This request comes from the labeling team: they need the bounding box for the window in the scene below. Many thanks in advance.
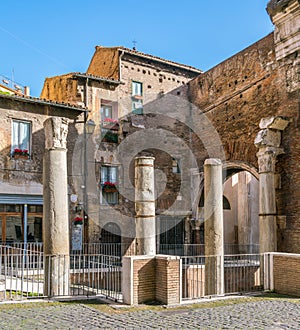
[11,120,31,157]
[100,166,118,205]
[0,204,43,243]
[100,103,119,142]
[101,104,112,121]
[132,81,142,97]
[132,81,143,114]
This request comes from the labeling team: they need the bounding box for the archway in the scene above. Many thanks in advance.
[191,162,259,254]
[223,170,259,254]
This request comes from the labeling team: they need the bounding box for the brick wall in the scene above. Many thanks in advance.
[122,255,181,305]
[156,255,180,305]
[273,253,300,296]
[187,32,300,252]
[122,256,156,305]
[133,257,156,304]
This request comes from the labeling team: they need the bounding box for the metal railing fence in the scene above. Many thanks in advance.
[159,244,259,256]
[181,253,263,301]
[3,242,259,257]
[2,242,134,257]
[0,246,122,302]
[0,245,44,300]
[72,243,135,257]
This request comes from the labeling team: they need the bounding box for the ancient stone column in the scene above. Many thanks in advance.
[204,158,224,296]
[43,117,70,296]
[135,156,156,255]
[237,172,251,253]
[255,116,290,254]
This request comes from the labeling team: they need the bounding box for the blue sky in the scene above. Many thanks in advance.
[0,0,273,97]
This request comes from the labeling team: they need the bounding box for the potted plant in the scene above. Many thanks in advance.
[102,118,119,131]
[12,148,30,159]
[73,216,83,227]
[103,118,118,124]
[102,181,118,193]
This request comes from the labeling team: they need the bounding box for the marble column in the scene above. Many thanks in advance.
[204,158,224,296]
[255,116,290,253]
[237,172,251,253]
[43,117,70,296]
[135,156,156,255]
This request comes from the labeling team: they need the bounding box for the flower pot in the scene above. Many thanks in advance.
[14,154,29,160]
[103,187,117,193]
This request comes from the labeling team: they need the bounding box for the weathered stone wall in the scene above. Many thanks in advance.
[87,47,120,80]
[0,105,44,189]
[117,57,196,117]
[189,34,279,168]
[187,32,300,252]
[0,95,83,204]
[41,73,80,105]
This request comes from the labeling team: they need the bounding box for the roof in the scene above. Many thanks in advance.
[72,72,122,84]
[96,46,203,74]
[0,90,87,112]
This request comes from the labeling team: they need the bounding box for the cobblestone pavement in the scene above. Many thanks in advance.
[0,299,299,329]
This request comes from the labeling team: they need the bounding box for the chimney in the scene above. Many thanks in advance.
[24,86,30,96]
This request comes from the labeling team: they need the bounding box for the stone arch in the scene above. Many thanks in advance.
[223,195,231,210]
[198,192,231,210]
[224,161,259,180]
[193,160,258,216]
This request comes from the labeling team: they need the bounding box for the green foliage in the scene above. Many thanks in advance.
[102,131,118,143]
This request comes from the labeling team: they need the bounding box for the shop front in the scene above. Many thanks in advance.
[0,195,43,245]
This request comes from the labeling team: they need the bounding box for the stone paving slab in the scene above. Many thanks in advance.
[0,299,299,329]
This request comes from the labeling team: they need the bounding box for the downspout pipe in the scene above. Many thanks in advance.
[119,50,125,82]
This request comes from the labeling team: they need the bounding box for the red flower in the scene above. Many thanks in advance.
[13,148,29,157]
[104,118,118,124]
[103,181,116,187]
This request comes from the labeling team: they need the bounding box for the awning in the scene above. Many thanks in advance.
[0,194,43,205]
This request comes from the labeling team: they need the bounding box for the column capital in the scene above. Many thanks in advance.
[256,147,284,173]
[44,117,69,150]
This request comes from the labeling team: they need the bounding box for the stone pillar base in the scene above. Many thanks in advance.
[44,255,70,297]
